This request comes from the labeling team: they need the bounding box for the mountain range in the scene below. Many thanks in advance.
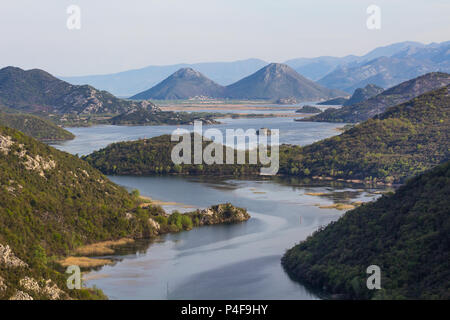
[131,63,344,101]
[61,59,268,97]
[318,41,450,92]
[131,68,225,100]
[59,41,450,97]
[304,72,450,123]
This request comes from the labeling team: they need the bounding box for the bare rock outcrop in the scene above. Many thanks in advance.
[196,203,250,225]
[9,290,33,300]
[0,244,28,268]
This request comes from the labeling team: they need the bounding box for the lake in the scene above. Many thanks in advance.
[51,116,345,155]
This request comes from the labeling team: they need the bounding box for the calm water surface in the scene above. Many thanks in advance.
[52,117,345,155]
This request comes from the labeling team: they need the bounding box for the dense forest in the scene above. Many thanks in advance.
[83,133,262,176]
[0,112,74,141]
[282,160,450,299]
[86,86,449,184]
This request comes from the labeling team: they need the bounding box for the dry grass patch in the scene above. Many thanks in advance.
[58,256,113,268]
[318,203,356,210]
[74,238,134,256]
[305,192,328,196]
[138,195,194,208]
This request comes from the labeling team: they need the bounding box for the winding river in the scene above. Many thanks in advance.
[51,114,383,299]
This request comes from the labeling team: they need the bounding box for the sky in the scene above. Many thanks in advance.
[1,0,449,76]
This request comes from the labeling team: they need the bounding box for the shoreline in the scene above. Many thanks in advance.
[58,202,251,272]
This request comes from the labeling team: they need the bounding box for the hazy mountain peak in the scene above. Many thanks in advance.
[224,63,344,100]
[130,68,225,100]
[173,67,203,78]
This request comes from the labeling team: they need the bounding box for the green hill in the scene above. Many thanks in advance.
[282,160,450,299]
[83,134,261,176]
[0,112,74,141]
[279,85,450,184]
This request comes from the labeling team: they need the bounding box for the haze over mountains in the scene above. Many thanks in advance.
[318,41,450,92]
[61,41,450,97]
[130,63,344,101]
[62,59,268,97]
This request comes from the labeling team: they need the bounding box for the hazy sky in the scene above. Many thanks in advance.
[1,0,449,76]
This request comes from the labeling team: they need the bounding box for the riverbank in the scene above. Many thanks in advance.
[58,201,251,270]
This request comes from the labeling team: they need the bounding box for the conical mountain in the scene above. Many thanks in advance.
[224,63,344,100]
[130,68,225,100]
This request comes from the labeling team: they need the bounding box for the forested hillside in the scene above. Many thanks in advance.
[0,125,158,299]
[282,161,450,299]
[279,85,450,184]
[0,112,74,141]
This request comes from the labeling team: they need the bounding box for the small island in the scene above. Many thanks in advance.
[256,127,272,135]
[295,105,322,114]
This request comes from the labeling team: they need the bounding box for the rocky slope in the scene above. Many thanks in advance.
[282,160,450,299]
[0,125,250,299]
[0,66,160,115]
[0,125,160,299]
[304,72,450,123]
[344,84,384,106]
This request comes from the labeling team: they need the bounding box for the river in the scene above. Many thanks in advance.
[51,115,383,299]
